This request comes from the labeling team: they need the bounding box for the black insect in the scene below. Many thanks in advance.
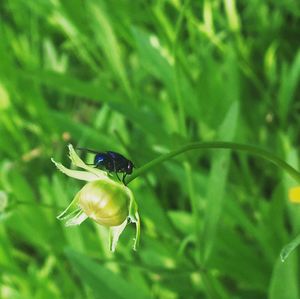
[77,148,134,185]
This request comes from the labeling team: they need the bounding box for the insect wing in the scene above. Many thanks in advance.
[107,151,128,172]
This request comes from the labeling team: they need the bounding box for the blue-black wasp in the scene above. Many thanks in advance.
[76,148,134,185]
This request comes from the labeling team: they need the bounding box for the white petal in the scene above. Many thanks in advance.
[51,158,99,181]
[67,144,108,179]
[109,219,128,252]
[57,191,81,221]
[65,210,88,226]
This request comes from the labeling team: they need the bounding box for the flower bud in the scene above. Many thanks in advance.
[76,180,130,226]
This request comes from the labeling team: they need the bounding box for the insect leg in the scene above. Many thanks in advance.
[110,158,121,181]
[115,172,121,182]
[122,173,127,185]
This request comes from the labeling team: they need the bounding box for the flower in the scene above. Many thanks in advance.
[289,186,300,204]
[51,144,140,252]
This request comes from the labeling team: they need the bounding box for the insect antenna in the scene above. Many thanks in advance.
[76,147,99,154]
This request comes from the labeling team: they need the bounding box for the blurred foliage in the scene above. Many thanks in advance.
[0,0,300,298]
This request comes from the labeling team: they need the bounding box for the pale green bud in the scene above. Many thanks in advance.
[76,180,130,227]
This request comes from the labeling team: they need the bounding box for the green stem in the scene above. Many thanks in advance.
[126,141,300,184]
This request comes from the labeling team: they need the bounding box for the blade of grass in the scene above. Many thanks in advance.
[269,255,300,299]
[66,249,151,299]
[200,101,239,264]
[280,234,300,262]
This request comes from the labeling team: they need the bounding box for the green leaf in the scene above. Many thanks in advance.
[280,234,300,262]
[132,27,173,87]
[66,249,151,299]
[21,70,114,102]
[50,111,116,149]
[0,190,8,212]
[88,1,130,94]
[200,101,239,264]
[278,50,300,124]
[168,211,193,235]
[269,255,300,299]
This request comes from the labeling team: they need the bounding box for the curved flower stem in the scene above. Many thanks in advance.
[126,141,300,185]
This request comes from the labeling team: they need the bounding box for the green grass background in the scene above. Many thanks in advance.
[0,0,300,298]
